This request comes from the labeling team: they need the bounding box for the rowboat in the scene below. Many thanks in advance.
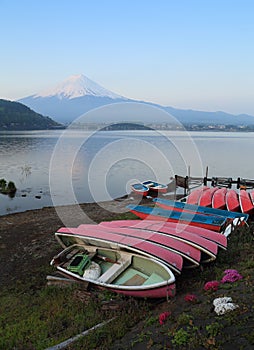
[199,187,219,207]
[239,190,254,214]
[99,219,228,250]
[142,180,168,193]
[131,183,149,196]
[97,221,219,263]
[51,234,176,299]
[57,226,183,274]
[76,224,202,268]
[212,187,227,210]
[186,186,209,205]
[226,189,240,212]
[126,204,228,232]
[153,198,248,222]
[250,190,254,205]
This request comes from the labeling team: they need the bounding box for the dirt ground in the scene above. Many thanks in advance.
[0,197,139,288]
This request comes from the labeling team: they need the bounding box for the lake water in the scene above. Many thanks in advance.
[0,129,253,216]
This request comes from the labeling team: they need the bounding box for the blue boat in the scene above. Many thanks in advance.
[142,180,168,193]
[153,198,249,222]
[127,204,228,232]
[131,183,149,196]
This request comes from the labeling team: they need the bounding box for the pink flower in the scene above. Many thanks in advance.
[184,294,198,302]
[159,311,171,325]
[221,269,243,283]
[223,269,239,275]
[204,280,220,292]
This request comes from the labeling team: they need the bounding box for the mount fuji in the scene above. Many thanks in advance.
[19,74,130,124]
[19,74,254,126]
[32,74,126,100]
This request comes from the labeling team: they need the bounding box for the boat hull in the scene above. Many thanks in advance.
[212,188,227,210]
[131,183,149,196]
[186,186,209,205]
[199,187,219,207]
[110,283,176,298]
[127,204,227,232]
[239,190,254,214]
[100,219,227,251]
[98,221,219,262]
[51,241,176,299]
[142,180,168,193]
[226,189,240,212]
[77,224,202,267]
[57,227,184,274]
[250,190,254,205]
[153,198,248,222]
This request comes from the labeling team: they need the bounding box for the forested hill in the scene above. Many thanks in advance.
[0,99,62,130]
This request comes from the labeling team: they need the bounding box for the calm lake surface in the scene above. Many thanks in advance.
[0,129,253,216]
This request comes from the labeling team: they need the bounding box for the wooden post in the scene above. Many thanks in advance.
[205,166,209,178]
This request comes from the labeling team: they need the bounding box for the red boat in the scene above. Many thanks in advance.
[99,223,219,263]
[77,224,201,268]
[153,198,248,225]
[249,190,254,205]
[127,204,227,232]
[239,190,254,214]
[99,220,227,251]
[186,186,209,205]
[226,189,240,212]
[100,220,226,252]
[212,187,227,209]
[199,187,219,207]
[57,226,183,274]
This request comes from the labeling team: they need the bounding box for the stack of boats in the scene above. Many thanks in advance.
[185,186,254,215]
[131,180,168,196]
[50,190,249,299]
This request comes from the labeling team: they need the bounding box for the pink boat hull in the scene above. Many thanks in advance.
[98,221,220,261]
[57,226,183,274]
[100,220,227,251]
[110,283,176,298]
[78,224,202,267]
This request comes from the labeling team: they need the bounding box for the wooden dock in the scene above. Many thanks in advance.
[174,167,254,197]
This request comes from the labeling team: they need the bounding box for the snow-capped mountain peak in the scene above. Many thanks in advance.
[34,74,125,100]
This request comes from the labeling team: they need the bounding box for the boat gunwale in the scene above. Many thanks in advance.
[52,242,176,291]
[55,231,183,274]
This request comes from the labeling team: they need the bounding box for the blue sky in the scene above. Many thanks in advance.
[1,0,254,115]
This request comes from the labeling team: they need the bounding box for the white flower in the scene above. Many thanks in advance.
[213,297,239,315]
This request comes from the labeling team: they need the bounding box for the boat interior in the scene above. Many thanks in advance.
[52,243,173,288]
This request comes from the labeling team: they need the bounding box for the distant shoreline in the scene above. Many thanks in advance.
[1,125,254,132]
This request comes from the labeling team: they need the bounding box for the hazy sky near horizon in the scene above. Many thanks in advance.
[1,0,254,115]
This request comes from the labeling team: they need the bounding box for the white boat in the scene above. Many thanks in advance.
[50,233,176,299]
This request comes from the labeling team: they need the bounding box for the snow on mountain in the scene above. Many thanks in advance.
[18,74,130,123]
[18,74,254,126]
[33,74,126,100]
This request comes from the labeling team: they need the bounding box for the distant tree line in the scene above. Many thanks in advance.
[0,99,62,130]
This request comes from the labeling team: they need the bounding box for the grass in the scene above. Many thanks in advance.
[0,220,253,349]
[0,282,150,349]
